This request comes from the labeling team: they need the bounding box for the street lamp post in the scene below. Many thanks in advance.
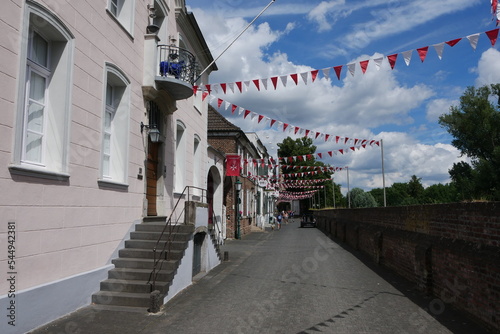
[235,178,242,239]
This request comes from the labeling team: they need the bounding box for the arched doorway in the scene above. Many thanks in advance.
[192,232,205,277]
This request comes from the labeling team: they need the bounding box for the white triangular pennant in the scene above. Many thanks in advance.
[300,72,308,84]
[347,63,356,76]
[322,68,330,79]
[373,57,384,70]
[243,81,250,92]
[433,42,445,60]
[402,50,413,66]
[228,83,235,93]
[224,101,230,110]
[261,78,268,90]
[467,33,480,51]
[280,75,288,87]
[238,107,244,115]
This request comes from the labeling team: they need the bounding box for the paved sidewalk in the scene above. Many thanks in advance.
[28,219,491,334]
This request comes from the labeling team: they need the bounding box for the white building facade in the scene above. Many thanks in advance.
[0,1,218,333]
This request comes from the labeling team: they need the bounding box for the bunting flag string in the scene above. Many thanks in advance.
[209,95,379,147]
[280,165,344,172]
[195,28,499,94]
[493,0,500,26]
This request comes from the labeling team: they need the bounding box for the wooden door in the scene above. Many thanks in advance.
[146,141,159,216]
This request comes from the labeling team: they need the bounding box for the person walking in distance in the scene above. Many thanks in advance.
[276,212,282,230]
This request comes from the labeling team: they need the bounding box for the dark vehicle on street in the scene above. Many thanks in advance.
[300,212,316,228]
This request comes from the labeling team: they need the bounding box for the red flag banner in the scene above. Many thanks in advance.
[417,47,428,62]
[334,65,343,80]
[271,77,278,89]
[360,60,369,74]
[486,28,499,46]
[387,54,398,69]
[445,38,462,47]
[226,155,241,176]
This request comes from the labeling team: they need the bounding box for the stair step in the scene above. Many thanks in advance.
[92,291,154,308]
[125,239,188,250]
[108,268,175,282]
[130,231,192,241]
[100,278,170,294]
[112,257,178,270]
[119,248,184,260]
[136,222,195,234]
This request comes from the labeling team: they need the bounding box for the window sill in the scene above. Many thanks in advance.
[98,179,129,191]
[9,164,70,182]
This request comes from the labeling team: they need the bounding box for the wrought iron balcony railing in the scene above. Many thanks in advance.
[158,44,197,85]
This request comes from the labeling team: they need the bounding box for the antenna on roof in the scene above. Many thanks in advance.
[194,0,276,84]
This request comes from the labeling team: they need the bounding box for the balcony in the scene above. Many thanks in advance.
[154,44,197,100]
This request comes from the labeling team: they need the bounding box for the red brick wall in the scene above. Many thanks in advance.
[208,135,254,239]
[315,202,500,332]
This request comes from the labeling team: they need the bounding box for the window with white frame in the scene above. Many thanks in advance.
[174,121,186,193]
[193,135,201,189]
[107,0,135,35]
[12,2,74,178]
[100,64,130,185]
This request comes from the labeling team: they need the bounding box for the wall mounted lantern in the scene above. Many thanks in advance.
[140,122,161,143]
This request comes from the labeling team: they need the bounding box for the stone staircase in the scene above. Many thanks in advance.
[92,217,194,309]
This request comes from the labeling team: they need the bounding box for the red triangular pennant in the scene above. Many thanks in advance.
[220,83,227,94]
[231,104,237,114]
[253,79,260,91]
[417,47,428,62]
[445,38,462,47]
[333,65,343,80]
[271,77,278,89]
[486,28,499,46]
[290,73,299,85]
[387,54,398,69]
[360,60,369,74]
[217,98,223,108]
[258,115,264,123]
[244,110,251,118]
[236,81,242,92]
[311,70,319,82]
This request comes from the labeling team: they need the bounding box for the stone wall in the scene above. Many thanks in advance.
[315,202,500,332]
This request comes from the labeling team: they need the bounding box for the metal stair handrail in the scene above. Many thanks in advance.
[211,210,225,248]
[147,186,207,293]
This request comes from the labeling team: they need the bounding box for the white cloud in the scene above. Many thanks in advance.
[192,6,468,192]
[307,0,346,32]
[307,0,481,50]
[475,48,500,86]
[425,98,457,122]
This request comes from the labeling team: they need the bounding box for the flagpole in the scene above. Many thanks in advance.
[347,166,350,208]
[381,139,387,207]
[194,0,276,83]
[332,177,336,209]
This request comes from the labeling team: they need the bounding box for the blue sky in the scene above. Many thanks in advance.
[187,0,500,193]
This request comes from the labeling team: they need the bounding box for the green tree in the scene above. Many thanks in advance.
[439,84,500,200]
[407,175,424,200]
[422,183,458,204]
[348,188,377,208]
[276,137,345,209]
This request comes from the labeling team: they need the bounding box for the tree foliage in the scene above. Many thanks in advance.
[439,84,500,200]
[369,175,458,206]
[349,188,377,208]
[276,137,345,209]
